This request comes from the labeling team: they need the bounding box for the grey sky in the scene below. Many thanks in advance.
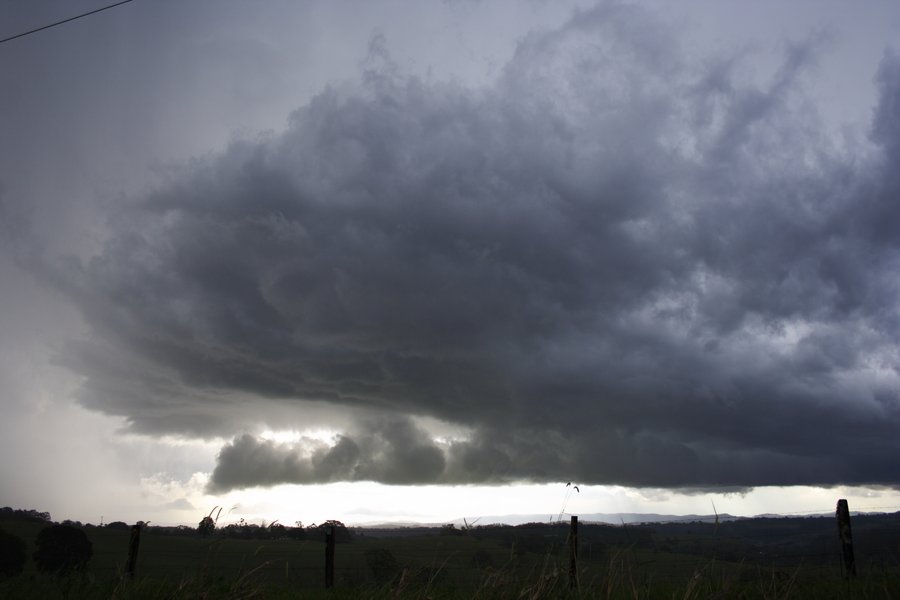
[2,0,900,522]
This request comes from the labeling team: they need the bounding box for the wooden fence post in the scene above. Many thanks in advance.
[125,521,142,579]
[836,499,856,577]
[569,515,579,590]
[325,524,335,588]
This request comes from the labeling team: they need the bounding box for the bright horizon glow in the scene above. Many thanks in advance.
[118,470,900,528]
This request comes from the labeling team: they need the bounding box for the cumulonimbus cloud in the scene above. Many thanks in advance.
[41,4,900,490]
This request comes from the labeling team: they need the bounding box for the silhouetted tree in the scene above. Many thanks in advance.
[197,516,216,537]
[33,524,93,574]
[0,528,27,578]
[268,522,287,538]
[0,507,51,523]
[309,520,353,543]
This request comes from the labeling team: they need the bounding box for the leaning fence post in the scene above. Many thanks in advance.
[569,515,579,590]
[325,524,335,588]
[835,499,856,577]
[125,521,142,579]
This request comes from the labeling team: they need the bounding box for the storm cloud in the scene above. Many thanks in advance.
[39,4,900,491]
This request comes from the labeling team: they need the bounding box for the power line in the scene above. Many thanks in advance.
[0,0,136,46]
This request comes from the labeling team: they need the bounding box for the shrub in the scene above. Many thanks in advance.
[0,529,27,577]
[365,548,400,584]
[33,524,93,574]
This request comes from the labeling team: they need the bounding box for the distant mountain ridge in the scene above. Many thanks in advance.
[447,512,746,526]
[355,510,848,529]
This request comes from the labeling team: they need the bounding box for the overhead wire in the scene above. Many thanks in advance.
[0,0,136,45]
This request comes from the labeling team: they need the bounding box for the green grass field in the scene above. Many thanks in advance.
[2,515,899,598]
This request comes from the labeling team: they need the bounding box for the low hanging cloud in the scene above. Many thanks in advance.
[39,3,900,491]
[209,419,448,491]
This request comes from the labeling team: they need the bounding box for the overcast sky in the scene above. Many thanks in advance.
[2,0,900,527]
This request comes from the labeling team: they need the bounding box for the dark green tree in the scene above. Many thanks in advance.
[33,524,93,574]
[0,528,27,577]
[197,516,216,536]
[309,519,353,543]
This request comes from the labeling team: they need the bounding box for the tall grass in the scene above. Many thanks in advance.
[2,553,899,599]
[2,520,899,599]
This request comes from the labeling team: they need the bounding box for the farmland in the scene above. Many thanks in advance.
[1,509,899,598]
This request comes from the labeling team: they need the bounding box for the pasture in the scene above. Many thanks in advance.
[1,511,899,598]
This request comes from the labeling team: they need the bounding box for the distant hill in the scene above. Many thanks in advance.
[353,512,739,530]
[357,510,855,529]
[439,512,745,527]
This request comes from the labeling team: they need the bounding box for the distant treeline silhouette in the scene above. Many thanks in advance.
[0,506,51,523]
[201,518,353,542]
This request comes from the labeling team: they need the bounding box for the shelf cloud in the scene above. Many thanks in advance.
[36,4,900,491]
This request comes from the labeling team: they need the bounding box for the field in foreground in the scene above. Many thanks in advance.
[1,511,899,598]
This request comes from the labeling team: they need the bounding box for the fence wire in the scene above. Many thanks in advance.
[8,509,900,593]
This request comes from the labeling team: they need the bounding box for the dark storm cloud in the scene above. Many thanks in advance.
[42,4,900,489]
